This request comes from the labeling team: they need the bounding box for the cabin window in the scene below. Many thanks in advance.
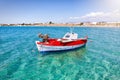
[65,35,70,38]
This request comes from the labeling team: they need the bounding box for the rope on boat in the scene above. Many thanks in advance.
[88,37,93,42]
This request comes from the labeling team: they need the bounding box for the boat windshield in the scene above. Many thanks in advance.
[63,32,78,39]
[65,35,70,38]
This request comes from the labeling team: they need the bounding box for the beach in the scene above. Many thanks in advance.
[0,22,120,27]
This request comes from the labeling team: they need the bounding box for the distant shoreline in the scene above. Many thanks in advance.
[0,22,120,27]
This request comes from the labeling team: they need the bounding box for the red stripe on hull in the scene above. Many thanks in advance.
[37,38,87,46]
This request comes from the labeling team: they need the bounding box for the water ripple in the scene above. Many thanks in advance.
[0,27,120,80]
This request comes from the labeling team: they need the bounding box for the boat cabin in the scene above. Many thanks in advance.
[63,32,78,40]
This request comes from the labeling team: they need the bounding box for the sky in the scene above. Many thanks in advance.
[0,0,120,24]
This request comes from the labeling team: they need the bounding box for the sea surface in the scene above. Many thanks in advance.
[0,26,120,80]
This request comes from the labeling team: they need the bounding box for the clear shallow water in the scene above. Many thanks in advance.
[0,26,120,80]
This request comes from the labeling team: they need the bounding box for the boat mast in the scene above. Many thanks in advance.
[70,26,74,33]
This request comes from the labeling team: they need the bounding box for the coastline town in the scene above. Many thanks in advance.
[0,21,120,27]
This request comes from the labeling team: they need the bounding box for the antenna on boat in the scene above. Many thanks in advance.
[70,26,74,33]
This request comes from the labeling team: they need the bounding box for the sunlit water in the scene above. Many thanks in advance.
[0,26,120,80]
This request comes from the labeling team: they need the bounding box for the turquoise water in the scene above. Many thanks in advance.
[0,26,120,80]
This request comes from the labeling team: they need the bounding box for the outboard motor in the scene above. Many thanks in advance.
[38,33,49,42]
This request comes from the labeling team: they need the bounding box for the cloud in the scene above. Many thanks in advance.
[69,17,80,19]
[70,10,120,22]
[81,12,104,18]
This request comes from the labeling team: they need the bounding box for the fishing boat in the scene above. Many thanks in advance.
[36,31,88,52]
